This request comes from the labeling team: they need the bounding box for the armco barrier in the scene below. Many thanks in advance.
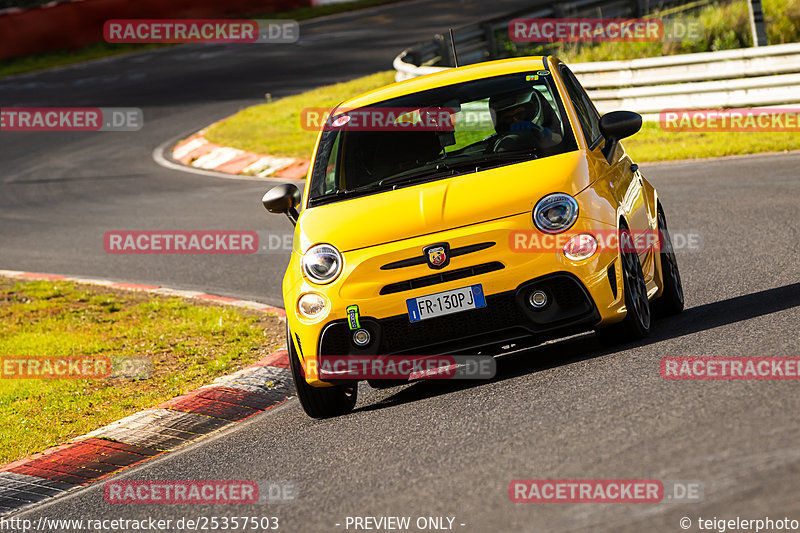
[394,43,800,120]
[571,43,800,118]
[0,0,309,61]
[393,0,702,73]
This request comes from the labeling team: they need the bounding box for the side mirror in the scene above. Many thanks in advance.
[262,183,302,225]
[599,111,642,160]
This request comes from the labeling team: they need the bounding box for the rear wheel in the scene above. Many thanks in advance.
[596,224,651,344]
[287,326,357,418]
[653,206,684,315]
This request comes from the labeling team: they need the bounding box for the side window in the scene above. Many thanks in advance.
[451,98,494,151]
[559,66,602,149]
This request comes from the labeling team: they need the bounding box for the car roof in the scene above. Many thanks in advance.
[339,56,551,110]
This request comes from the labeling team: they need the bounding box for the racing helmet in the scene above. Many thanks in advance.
[488,89,541,132]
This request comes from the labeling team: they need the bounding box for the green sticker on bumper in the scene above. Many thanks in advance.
[346,305,361,330]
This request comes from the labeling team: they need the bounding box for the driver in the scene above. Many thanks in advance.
[487,90,555,150]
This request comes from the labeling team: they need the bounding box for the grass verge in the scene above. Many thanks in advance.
[0,277,284,465]
[0,0,403,78]
[204,70,800,163]
[204,71,396,158]
[624,122,800,162]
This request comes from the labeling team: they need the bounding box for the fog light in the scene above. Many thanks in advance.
[297,292,327,320]
[352,328,371,347]
[563,233,598,261]
[528,290,548,309]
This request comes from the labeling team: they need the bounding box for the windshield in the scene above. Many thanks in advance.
[307,70,578,206]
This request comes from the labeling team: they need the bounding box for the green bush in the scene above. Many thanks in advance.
[505,0,800,63]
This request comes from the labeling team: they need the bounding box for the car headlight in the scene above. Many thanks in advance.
[302,243,343,284]
[298,292,328,320]
[533,193,579,234]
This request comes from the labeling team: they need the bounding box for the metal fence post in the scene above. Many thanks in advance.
[434,34,450,67]
[482,22,497,60]
[748,0,769,47]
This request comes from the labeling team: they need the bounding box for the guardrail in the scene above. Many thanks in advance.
[573,43,800,119]
[394,0,706,73]
[394,42,800,120]
[394,0,800,120]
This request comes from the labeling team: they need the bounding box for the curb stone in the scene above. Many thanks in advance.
[0,270,292,516]
[172,131,310,180]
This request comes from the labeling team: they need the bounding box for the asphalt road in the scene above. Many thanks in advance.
[3,1,800,532]
[0,0,534,307]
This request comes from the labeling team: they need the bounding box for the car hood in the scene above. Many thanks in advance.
[295,150,590,253]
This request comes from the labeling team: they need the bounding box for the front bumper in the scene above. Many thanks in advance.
[319,272,599,357]
[284,212,627,386]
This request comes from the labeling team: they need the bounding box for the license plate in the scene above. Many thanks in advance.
[406,284,486,323]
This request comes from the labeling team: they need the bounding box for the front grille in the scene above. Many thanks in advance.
[319,324,349,356]
[379,291,527,353]
[544,276,588,310]
[318,272,599,358]
[380,261,504,295]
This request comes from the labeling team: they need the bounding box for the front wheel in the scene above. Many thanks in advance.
[653,206,684,315]
[596,225,651,344]
[287,326,357,418]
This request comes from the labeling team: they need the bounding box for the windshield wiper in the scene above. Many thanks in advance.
[309,166,458,206]
[477,151,538,162]
[377,164,459,188]
[376,153,537,189]
[309,152,538,206]
[308,184,385,206]
[448,151,538,171]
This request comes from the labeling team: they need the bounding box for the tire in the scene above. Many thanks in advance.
[596,224,651,344]
[287,326,357,418]
[653,206,685,315]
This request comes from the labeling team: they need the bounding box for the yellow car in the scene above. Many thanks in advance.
[262,55,684,418]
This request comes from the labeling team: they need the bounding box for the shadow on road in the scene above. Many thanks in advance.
[353,282,800,414]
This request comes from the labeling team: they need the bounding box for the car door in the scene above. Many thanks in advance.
[559,65,653,275]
